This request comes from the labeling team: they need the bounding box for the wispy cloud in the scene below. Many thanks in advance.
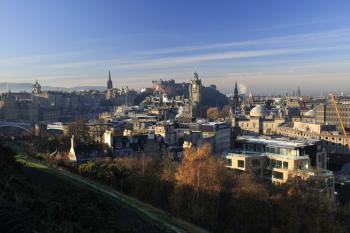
[3,26,350,93]
[44,27,350,73]
[0,50,95,65]
[137,27,350,56]
[49,45,350,71]
[113,47,332,69]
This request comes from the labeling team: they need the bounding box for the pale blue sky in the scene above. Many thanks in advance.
[1,0,350,95]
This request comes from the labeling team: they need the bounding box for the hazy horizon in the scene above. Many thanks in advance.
[1,0,350,95]
[0,80,345,97]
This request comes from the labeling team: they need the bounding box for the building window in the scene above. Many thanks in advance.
[280,148,287,156]
[238,160,245,168]
[273,171,284,180]
[276,160,282,169]
[244,144,249,151]
[226,159,232,166]
[299,149,305,156]
[271,159,276,168]
[276,148,281,154]
[283,161,288,169]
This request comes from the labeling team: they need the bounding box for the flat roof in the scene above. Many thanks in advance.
[236,136,312,148]
[295,168,333,177]
[226,150,310,160]
[202,121,227,126]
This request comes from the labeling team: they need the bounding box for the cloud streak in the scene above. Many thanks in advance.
[3,27,350,94]
[137,27,350,56]
[44,27,350,73]
[49,45,350,71]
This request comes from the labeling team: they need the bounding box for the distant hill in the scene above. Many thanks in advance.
[0,82,106,93]
[202,86,229,108]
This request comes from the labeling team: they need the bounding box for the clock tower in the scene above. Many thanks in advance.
[189,72,202,118]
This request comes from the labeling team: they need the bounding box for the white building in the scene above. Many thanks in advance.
[226,136,333,194]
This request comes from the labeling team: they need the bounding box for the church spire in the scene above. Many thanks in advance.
[232,81,240,113]
[234,81,238,95]
[107,70,113,89]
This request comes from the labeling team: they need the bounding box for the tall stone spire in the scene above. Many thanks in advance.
[234,81,239,97]
[107,70,113,89]
[233,81,239,112]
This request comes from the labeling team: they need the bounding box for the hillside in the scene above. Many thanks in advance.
[0,144,175,233]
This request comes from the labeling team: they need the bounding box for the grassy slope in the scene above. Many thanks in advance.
[15,154,209,233]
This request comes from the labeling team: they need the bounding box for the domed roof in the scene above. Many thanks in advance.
[250,105,266,117]
[33,80,41,88]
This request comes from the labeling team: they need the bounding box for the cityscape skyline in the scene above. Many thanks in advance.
[2,2,350,231]
[1,1,350,95]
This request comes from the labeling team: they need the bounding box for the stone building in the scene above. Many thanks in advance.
[189,72,202,118]
[105,71,136,105]
[276,121,350,155]
[230,81,240,113]
[237,105,285,135]
[0,80,105,123]
[315,102,350,132]
[152,79,189,97]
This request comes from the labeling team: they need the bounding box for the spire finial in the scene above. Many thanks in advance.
[107,70,113,89]
[234,81,239,94]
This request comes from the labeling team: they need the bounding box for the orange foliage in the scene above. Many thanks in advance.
[175,143,230,193]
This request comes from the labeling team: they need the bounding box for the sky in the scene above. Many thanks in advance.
[1,0,350,95]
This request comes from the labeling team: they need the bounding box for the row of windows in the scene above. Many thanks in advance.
[273,171,284,180]
[270,159,288,169]
[243,144,265,153]
[279,128,346,144]
[266,147,302,156]
[241,123,258,127]
[263,170,284,180]
[227,158,281,169]
[242,143,306,157]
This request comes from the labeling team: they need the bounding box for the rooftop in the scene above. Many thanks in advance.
[226,150,310,160]
[295,168,333,177]
[236,136,317,149]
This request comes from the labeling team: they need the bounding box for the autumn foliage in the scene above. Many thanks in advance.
[176,143,231,193]
[13,141,349,233]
